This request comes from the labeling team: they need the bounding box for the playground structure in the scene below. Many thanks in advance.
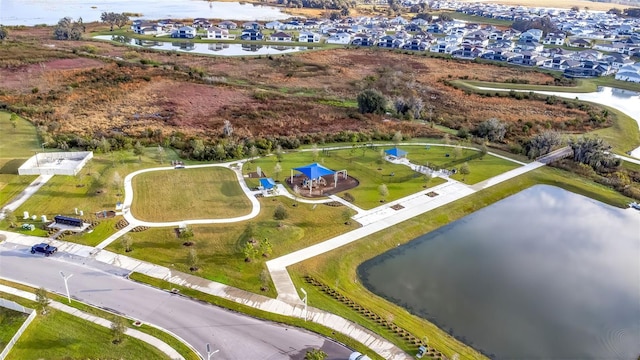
[18,151,93,176]
[287,163,355,198]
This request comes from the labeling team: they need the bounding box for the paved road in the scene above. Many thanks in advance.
[0,243,352,360]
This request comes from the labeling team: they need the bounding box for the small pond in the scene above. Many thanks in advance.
[0,0,289,26]
[94,35,314,56]
[358,185,640,359]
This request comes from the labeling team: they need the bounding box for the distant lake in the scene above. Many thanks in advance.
[93,35,314,56]
[0,0,289,26]
[359,185,640,359]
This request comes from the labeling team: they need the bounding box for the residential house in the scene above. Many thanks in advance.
[242,21,262,30]
[542,32,565,45]
[377,35,402,48]
[326,32,351,45]
[604,53,633,69]
[217,21,237,30]
[615,63,640,83]
[564,61,611,77]
[131,20,165,35]
[269,31,294,42]
[298,31,321,43]
[205,26,236,40]
[452,44,485,59]
[265,21,284,30]
[193,18,211,28]
[171,26,196,39]
[568,38,592,48]
[519,29,543,42]
[351,33,376,46]
[240,29,264,41]
[403,38,430,51]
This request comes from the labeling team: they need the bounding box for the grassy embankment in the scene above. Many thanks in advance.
[131,167,251,222]
[450,80,640,154]
[0,279,200,360]
[0,307,28,351]
[0,112,39,207]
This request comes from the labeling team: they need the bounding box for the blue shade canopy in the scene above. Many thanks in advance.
[259,178,277,189]
[293,163,335,179]
[385,147,407,157]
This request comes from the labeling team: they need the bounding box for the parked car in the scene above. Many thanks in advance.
[31,243,57,256]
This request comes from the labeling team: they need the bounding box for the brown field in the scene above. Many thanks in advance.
[0,26,604,144]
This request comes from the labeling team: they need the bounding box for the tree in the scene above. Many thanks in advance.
[35,287,50,315]
[120,234,133,252]
[275,144,284,162]
[274,204,288,220]
[342,208,352,225]
[179,226,194,244]
[474,118,506,142]
[54,17,85,40]
[311,144,320,162]
[249,145,258,160]
[133,141,145,162]
[378,184,389,203]
[114,13,130,29]
[304,349,328,360]
[243,242,259,262]
[222,120,233,137]
[453,146,462,160]
[357,89,387,114]
[273,162,282,181]
[423,172,432,188]
[187,248,199,271]
[9,113,18,131]
[526,131,562,159]
[392,131,403,146]
[569,137,620,171]
[293,185,301,206]
[0,26,7,41]
[259,238,273,258]
[156,145,166,163]
[459,162,470,182]
[110,316,126,344]
[480,143,488,159]
[571,5,580,12]
[101,12,118,31]
[3,209,16,228]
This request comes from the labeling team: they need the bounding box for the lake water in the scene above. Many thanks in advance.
[478,86,640,158]
[0,0,289,26]
[93,35,313,56]
[358,185,640,359]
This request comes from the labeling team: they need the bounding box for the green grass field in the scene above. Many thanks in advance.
[288,165,633,360]
[0,307,28,351]
[131,167,252,222]
[0,292,171,360]
[107,196,358,295]
[0,112,39,207]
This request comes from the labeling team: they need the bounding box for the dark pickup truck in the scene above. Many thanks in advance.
[31,243,58,256]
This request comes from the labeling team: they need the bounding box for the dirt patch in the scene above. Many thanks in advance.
[285,174,359,198]
[391,204,405,210]
[0,58,105,92]
[427,192,439,197]
[95,210,116,219]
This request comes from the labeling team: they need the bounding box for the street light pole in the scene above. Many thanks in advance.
[59,271,73,303]
[206,343,219,360]
[300,287,308,322]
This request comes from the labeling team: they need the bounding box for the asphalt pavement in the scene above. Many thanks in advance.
[0,242,352,360]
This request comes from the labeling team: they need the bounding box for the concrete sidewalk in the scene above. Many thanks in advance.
[0,175,53,220]
[0,283,184,360]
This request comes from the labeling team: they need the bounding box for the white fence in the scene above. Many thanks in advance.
[18,151,93,176]
[0,300,36,360]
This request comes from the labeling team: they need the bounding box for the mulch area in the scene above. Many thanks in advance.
[285,174,359,198]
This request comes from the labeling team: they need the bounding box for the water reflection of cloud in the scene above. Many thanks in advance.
[361,185,640,358]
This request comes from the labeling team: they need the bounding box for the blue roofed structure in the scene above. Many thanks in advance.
[293,163,335,179]
[384,147,407,158]
[259,178,277,190]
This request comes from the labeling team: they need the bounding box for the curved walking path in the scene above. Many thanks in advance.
[0,282,184,360]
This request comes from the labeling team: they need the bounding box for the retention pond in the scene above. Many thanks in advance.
[358,185,640,359]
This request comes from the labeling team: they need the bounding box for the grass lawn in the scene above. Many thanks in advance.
[246,149,447,209]
[0,280,199,360]
[0,112,39,207]
[131,167,252,222]
[107,196,358,295]
[0,292,170,360]
[2,148,183,240]
[0,307,28,351]
[288,166,632,360]
[403,145,521,184]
